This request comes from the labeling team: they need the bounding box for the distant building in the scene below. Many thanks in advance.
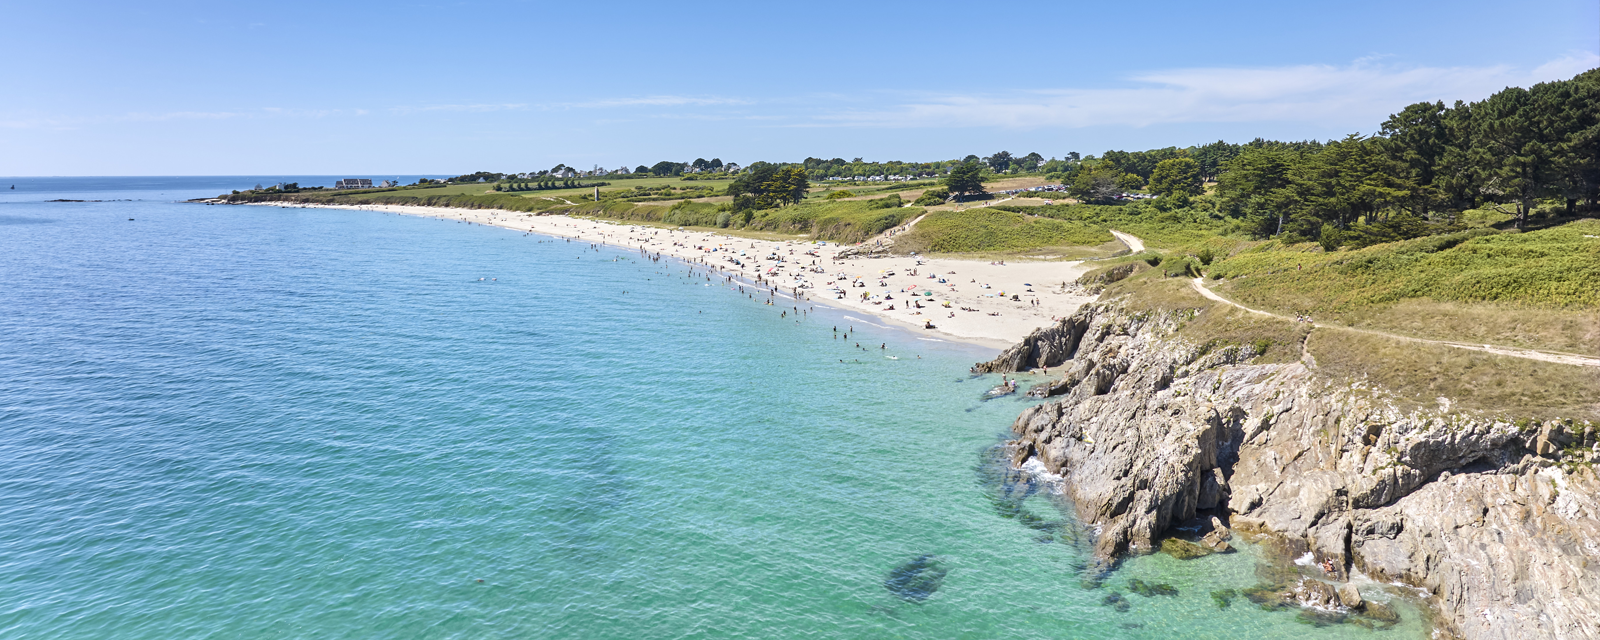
[724,163,741,173]
[335,179,373,190]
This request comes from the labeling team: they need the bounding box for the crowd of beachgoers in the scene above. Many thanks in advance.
[261,203,1100,348]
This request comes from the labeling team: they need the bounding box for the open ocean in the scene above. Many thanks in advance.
[0,177,1426,639]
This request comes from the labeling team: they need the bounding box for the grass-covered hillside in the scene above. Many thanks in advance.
[894,209,1112,255]
[1201,219,1600,357]
[1207,220,1600,310]
[1089,260,1600,421]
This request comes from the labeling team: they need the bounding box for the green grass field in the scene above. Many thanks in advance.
[895,209,1112,254]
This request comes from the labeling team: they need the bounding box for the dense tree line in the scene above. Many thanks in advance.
[446,171,506,183]
[1216,69,1598,240]
[982,151,1048,173]
[494,179,609,192]
[725,162,810,212]
[690,157,724,172]
[447,69,1594,235]
[797,157,955,180]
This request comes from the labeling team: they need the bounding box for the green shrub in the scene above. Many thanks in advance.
[866,193,903,210]
[824,190,855,200]
[1160,255,1198,277]
[1317,225,1344,252]
[913,187,949,206]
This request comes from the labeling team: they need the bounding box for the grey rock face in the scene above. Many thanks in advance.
[992,302,1600,640]
[973,314,1091,374]
[1354,469,1600,639]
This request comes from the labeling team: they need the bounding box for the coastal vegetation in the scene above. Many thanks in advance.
[1205,221,1600,310]
[725,163,811,210]
[216,69,1600,355]
[494,179,609,192]
[944,162,987,201]
[895,209,1111,254]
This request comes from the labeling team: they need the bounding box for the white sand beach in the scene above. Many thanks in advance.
[268,203,1101,349]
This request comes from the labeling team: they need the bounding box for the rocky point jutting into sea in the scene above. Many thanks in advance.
[976,299,1600,640]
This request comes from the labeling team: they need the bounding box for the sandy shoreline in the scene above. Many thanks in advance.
[250,202,1100,351]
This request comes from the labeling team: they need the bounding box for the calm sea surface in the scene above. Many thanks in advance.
[0,178,1426,638]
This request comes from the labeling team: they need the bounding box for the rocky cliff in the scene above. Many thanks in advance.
[986,301,1600,640]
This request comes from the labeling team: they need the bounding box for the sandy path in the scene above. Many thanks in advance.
[268,203,1097,348]
[1109,230,1144,253]
[1191,277,1600,369]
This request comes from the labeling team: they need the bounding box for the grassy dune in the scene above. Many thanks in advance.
[998,203,1234,250]
[894,209,1112,254]
[743,198,915,242]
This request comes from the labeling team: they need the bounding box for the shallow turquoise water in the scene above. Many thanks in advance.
[0,179,1427,638]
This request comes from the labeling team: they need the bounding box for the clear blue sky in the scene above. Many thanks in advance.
[4,0,1596,176]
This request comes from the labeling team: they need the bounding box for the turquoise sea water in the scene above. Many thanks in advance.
[0,178,1427,639]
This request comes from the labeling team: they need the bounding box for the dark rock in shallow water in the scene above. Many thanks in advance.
[1159,537,1213,560]
[1127,578,1179,597]
[1254,560,1300,587]
[1211,589,1237,608]
[1243,584,1290,610]
[1101,591,1131,612]
[884,554,947,602]
[1295,608,1348,627]
[1362,600,1401,624]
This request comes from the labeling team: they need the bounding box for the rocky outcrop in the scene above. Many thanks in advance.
[992,301,1600,640]
[1353,468,1600,639]
[973,313,1092,373]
